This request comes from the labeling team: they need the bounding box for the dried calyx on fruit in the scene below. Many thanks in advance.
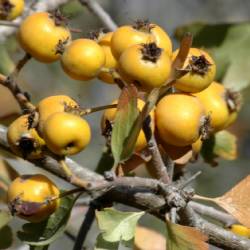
[172,48,216,93]
[118,42,171,90]
[7,114,45,159]
[194,82,241,132]
[0,0,24,20]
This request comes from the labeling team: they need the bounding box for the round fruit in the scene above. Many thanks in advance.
[43,112,91,156]
[7,114,45,159]
[7,174,60,222]
[118,43,171,90]
[0,0,24,20]
[172,48,216,93]
[37,95,79,135]
[18,12,71,63]
[161,142,192,163]
[229,224,250,238]
[194,82,239,132]
[97,32,118,84]
[102,99,154,152]
[111,25,153,59]
[155,93,205,146]
[61,39,106,81]
[111,21,172,60]
[149,23,172,56]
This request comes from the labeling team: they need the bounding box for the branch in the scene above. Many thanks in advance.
[190,201,238,226]
[78,0,117,31]
[143,116,171,184]
[180,205,250,250]
[0,124,249,250]
[0,72,36,112]
[0,0,72,41]
[73,203,96,250]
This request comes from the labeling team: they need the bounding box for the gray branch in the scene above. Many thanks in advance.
[1,124,250,250]
[79,0,117,31]
[190,201,238,226]
[180,205,250,250]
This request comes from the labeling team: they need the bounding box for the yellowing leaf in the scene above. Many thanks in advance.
[213,175,250,228]
[0,211,12,229]
[166,220,208,250]
[111,85,139,165]
[134,226,166,250]
[214,130,237,160]
[201,130,237,166]
[96,207,144,244]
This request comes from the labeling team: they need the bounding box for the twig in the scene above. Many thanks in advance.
[170,208,177,223]
[180,205,250,250]
[79,0,117,31]
[79,104,117,116]
[178,171,202,189]
[0,20,19,27]
[143,116,170,184]
[0,73,35,112]
[73,203,96,250]
[0,124,249,250]
[161,149,175,181]
[9,53,31,80]
[189,201,238,226]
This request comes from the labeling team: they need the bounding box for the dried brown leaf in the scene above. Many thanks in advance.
[214,175,250,228]
[134,226,166,250]
[166,220,208,250]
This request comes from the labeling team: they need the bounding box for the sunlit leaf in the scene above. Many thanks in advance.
[96,207,144,245]
[166,220,208,250]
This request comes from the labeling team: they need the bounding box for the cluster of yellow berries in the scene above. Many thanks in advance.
[4,5,241,223]
[7,95,91,159]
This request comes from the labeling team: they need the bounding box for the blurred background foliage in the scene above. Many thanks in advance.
[0,0,250,249]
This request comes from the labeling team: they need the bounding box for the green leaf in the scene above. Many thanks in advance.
[17,194,77,246]
[95,151,114,174]
[214,130,237,160]
[96,207,144,245]
[0,44,15,75]
[175,22,250,91]
[201,130,237,165]
[0,211,12,229]
[166,220,208,250]
[94,234,120,250]
[111,85,139,165]
[0,225,12,249]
